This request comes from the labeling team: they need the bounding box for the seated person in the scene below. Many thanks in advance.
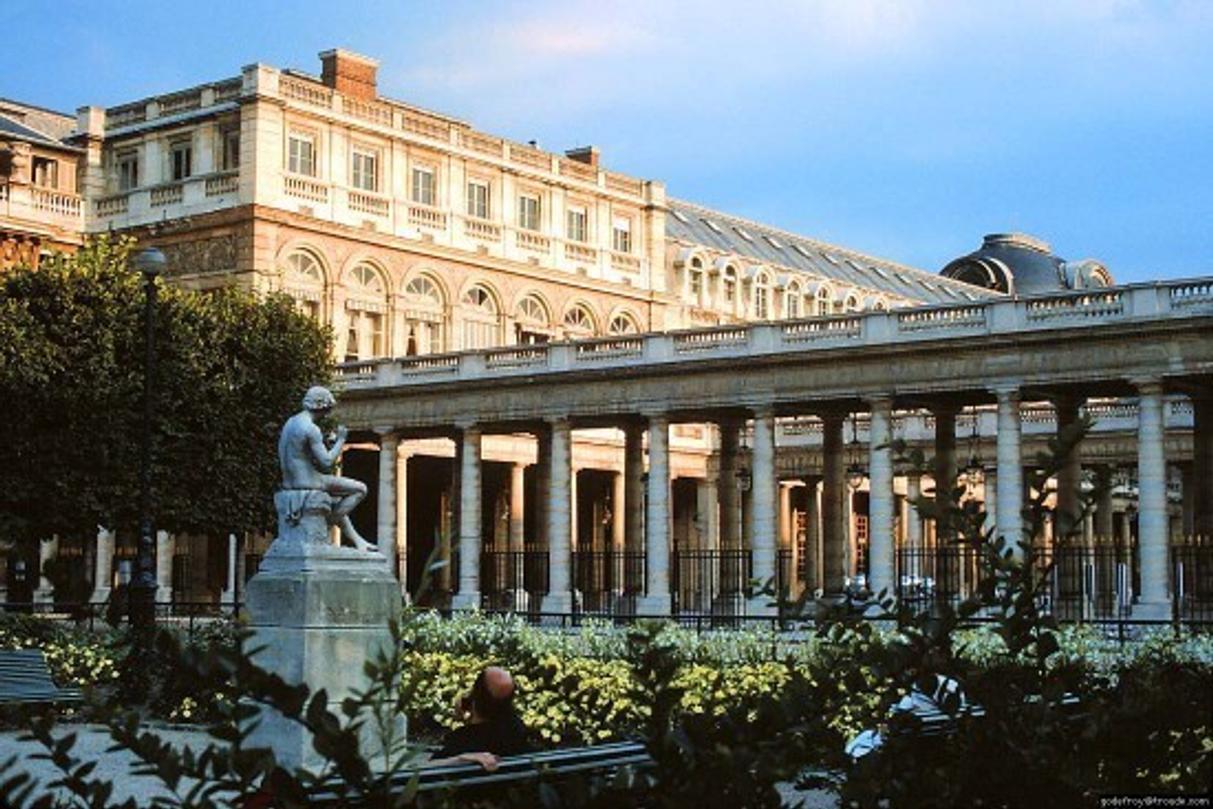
[431,666,533,771]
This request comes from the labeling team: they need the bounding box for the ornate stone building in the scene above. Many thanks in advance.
[3,48,1209,621]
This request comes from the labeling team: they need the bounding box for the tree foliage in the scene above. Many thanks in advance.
[0,237,332,546]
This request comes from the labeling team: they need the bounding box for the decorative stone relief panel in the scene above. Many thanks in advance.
[161,235,237,276]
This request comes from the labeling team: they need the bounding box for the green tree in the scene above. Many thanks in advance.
[0,236,332,552]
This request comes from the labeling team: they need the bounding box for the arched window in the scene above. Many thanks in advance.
[843,293,860,313]
[688,257,706,307]
[460,283,500,349]
[343,261,388,361]
[283,250,326,322]
[784,282,802,319]
[514,293,552,344]
[562,303,597,339]
[720,266,738,311]
[815,284,832,316]
[753,272,771,320]
[608,312,640,335]
[402,274,446,355]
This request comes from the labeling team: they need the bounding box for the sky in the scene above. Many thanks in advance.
[4,0,1211,282]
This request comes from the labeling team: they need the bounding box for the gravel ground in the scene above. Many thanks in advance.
[0,724,841,807]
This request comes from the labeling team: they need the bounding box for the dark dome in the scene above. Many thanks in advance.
[940,233,1112,295]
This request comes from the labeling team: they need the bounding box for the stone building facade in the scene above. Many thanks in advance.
[3,48,1208,620]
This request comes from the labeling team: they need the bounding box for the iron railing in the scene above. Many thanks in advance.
[479,549,549,612]
[572,550,645,616]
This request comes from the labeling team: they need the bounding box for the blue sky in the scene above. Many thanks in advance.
[4,0,1210,282]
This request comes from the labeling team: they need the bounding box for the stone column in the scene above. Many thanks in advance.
[868,396,895,599]
[779,483,793,551]
[1193,391,1213,538]
[1054,396,1085,539]
[933,405,958,512]
[747,408,777,615]
[821,413,848,594]
[718,419,741,550]
[1135,379,1170,614]
[377,432,400,586]
[982,468,998,538]
[396,450,410,598]
[1180,464,1195,539]
[904,473,924,582]
[638,413,672,615]
[1096,470,1115,540]
[34,536,58,603]
[624,422,645,557]
[803,477,821,595]
[92,528,116,603]
[546,417,574,613]
[452,425,482,609]
[155,530,174,603]
[994,387,1025,555]
[221,533,238,606]
[698,477,719,551]
[509,463,527,553]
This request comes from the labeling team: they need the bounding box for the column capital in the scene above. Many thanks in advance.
[1131,376,1164,396]
[748,403,776,420]
[642,410,670,426]
[453,418,480,432]
[991,383,1021,403]
[544,414,572,429]
[374,426,401,442]
[867,393,894,409]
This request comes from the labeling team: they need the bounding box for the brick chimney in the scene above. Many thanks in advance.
[319,49,379,101]
[565,146,600,167]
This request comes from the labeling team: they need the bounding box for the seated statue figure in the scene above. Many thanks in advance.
[278,386,376,552]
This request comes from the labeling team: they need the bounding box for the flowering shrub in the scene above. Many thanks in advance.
[0,617,121,688]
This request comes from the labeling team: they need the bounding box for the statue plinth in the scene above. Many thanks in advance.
[244,490,403,772]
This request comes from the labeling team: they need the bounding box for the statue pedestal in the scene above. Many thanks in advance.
[244,491,403,772]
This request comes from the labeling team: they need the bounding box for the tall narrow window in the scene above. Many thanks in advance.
[351,148,379,192]
[220,127,240,171]
[170,141,192,181]
[754,274,771,319]
[688,257,705,306]
[612,216,632,253]
[116,152,139,191]
[518,194,541,231]
[288,133,316,176]
[566,206,588,243]
[345,263,387,360]
[32,157,58,188]
[467,179,490,219]
[411,166,436,205]
[403,275,446,355]
[722,268,737,306]
[461,284,500,349]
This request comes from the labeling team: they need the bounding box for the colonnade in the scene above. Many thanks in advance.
[365,377,1209,618]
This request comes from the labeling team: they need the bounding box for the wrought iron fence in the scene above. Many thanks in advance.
[1173,538,1213,622]
[671,549,752,618]
[572,550,645,616]
[479,548,549,612]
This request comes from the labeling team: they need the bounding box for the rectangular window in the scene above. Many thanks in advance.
[32,157,58,189]
[288,133,316,176]
[351,149,379,192]
[566,206,588,243]
[220,128,240,171]
[518,193,541,231]
[612,216,632,253]
[117,152,139,190]
[170,141,192,181]
[467,179,490,219]
[411,166,435,205]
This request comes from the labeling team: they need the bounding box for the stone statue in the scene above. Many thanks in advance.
[276,385,377,552]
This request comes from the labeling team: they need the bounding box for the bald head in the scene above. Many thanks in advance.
[471,666,516,722]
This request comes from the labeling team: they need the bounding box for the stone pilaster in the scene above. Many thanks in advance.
[718,419,741,550]
[509,462,527,553]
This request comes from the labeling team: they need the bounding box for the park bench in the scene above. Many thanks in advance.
[0,649,83,705]
[308,740,652,805]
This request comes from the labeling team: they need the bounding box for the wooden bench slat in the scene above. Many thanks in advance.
[0,649,82,704]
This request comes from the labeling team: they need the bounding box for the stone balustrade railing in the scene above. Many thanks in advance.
[1,182,83,229]
[335,279,1213,389]
[91,171,242,223]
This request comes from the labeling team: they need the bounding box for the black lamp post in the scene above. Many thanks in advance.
[129,247,166,627]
